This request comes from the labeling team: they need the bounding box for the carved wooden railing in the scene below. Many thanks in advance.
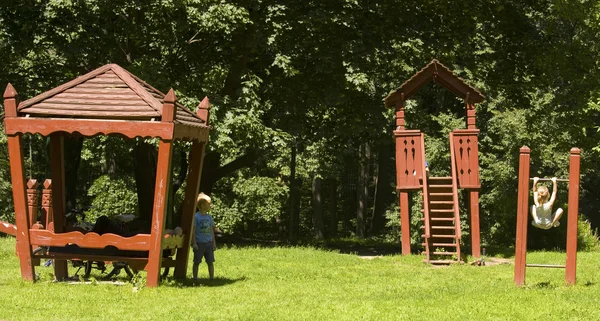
[449,133,462,243]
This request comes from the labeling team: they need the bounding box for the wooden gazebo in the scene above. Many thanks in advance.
[2,63,210,287]
[384,59,484,264]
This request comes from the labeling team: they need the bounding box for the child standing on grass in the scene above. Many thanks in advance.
[192,193,217,280]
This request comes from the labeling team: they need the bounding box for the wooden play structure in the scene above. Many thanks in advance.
[384,59,484,264]
[514,146,581,286]
[1,63,210,287]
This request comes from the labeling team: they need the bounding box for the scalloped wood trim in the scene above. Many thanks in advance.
[29,230,151,251]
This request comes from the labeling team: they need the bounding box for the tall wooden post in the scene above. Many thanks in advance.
[174,97,210,278]
[400,192,410,255]
[514,146,530,286]
[469,191,481,258]
[147,89,176,287]
[565,148,580,285]
[4,84,35,281]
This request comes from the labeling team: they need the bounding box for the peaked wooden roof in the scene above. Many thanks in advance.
[384,59,485,107]
[4,64,210,142]
[18,64,205,128]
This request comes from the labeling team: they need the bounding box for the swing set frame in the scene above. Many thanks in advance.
[514,146,581,286]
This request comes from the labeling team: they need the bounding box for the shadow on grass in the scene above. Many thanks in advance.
[216,235,403,257]
[530,281,557,289]
[162,276,247,288]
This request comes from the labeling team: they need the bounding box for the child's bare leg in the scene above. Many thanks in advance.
[552,208,564,227]
[193,263,199,280]
[207,262,214,280]
[530,205,539,225]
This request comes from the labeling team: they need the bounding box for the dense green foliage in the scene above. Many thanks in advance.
[1,0,599,249]
[1,237,600,320]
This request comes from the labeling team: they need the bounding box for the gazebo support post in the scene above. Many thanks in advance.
[174,96,211,279]
[147,89,177,287]
[4,84,35,280]
[174,141,206,278]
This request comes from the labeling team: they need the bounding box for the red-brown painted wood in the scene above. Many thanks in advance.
[50,134,68,280]
[514,146,531,286]
[5,118,175,140]
[400,192,411,255]
[384,60,484,107]
[162,89,177,123]
[451,130,480,189]
[565,148,580,285]
[27,179,40,228]
[174,141,206,278]
[196,97,211,125]
[469,191,481,258]
[29,230,151,250]
[394,130,425,190]
[41,180,54,231]
[146,139,174,287]
[4,85,35,280]
[0,221,17,236]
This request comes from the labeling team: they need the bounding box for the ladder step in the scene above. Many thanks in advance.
[420,217,455,222]
[431,243,457,247]
[422,234,457,238]
[420,226,456,230]
[432,251,456,256]
[430,201,454,205]
[430,193,453,197]
[428,185,452,189]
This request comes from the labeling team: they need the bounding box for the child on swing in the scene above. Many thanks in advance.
[531,177,564,229]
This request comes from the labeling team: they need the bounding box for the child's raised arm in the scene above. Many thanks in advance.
[549,177,558,204]
[532,177,540,206]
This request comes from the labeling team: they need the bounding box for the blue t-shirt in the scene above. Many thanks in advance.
[194,212,215,244]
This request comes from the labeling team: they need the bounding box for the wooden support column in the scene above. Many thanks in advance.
[50,133,68,280]
[469,191,481,258]
[400,191,410,255]
[565,148,580,285]
[5,84,36,280]
[395,94,405,130]
[174,96,210,279]
[147,89,176,287]
[514,146,530,286]
[465,93,476,129]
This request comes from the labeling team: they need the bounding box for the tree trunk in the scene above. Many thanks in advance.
[328,178,338,238]
[370,142,392,235]
[133,140,156,224]
[288,140,299,243]
[356,143,370,238]
[312,176,325,240]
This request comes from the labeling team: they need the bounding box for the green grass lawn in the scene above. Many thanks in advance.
[0,236,599,321]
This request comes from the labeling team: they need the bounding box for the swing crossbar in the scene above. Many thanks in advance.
[525,263,565,269]
[529,178,568,182]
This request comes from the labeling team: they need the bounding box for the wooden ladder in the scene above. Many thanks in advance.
[421,176,462,264]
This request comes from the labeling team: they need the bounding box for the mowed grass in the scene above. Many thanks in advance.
[1,236,599,321]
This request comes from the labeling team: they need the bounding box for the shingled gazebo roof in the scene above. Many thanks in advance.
[4,63,209,142]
